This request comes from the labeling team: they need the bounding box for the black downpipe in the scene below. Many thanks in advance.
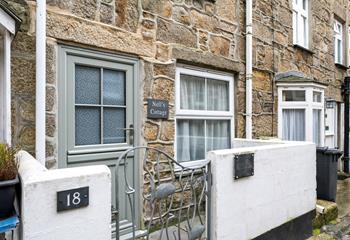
[342,77,350,173]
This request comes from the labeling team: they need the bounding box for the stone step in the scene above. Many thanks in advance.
[313,200,338,229]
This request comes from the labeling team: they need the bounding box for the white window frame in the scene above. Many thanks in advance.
[334,19,344,64]
[293,0,309,48]
[0,8,15,144]
[175,67,235,167]
[348,26,350,66]
[277,83,325,146]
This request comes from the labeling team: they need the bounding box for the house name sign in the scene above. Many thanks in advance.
[147,99,169,119]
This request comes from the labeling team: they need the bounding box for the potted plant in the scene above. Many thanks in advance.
[0,143,19,219]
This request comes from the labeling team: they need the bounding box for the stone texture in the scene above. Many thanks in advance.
[190,9,219,33]
[46,11,155,57]
[160,121,175,141]
[72,0,98,20]
[143,122,159,141]
[153,62,176,78]
[151,77,175,102]
[209,35,230,57]
[172,46,242,72]
[142,0,172,18]
[46,86,56,112]
[46,114,56,138]
[156,18,196,48]
[115,0,139,32]
[173,6,191,26]
[100,2,114,24]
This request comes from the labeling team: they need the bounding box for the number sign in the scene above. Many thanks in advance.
[57,187,89,212]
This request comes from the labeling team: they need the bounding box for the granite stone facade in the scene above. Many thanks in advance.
[5,0,350,167]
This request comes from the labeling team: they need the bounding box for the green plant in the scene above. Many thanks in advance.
[0,144,18,181]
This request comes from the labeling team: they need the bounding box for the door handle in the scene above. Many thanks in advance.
[115,125,134,145]
[127,124,134,145]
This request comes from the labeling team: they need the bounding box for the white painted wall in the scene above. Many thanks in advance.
[17,151,112,240]
[208,139,316,240]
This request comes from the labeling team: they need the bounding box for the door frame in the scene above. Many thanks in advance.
[57,45,142,230]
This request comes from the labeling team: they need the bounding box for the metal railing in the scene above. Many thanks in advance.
[114,146,211,240]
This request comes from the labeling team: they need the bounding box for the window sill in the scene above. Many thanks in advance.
[293,44,315,55]
[335,63,349,70]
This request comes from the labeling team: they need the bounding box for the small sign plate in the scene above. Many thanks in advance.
[57,187,89,212]
[234,153,254,180]
[147,99,169,119]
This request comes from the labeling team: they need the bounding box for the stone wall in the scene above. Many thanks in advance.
[250,0,350,138]
[6,0,350,165]
[8,0,243,167]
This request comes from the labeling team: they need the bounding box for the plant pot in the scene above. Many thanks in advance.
[0,176,19,220]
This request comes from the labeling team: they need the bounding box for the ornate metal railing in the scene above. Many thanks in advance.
[114,146,211,240]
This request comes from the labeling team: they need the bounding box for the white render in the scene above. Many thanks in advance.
[208,139,316,240]
[17,151,112,240]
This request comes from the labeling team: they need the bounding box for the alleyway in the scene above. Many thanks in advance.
[311,178,350,240]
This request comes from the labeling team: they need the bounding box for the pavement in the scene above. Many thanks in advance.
[310,177,350,240]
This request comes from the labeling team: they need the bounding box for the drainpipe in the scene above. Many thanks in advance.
[342,76,350,173]
[245,0,253,139]
[36,0,46,165]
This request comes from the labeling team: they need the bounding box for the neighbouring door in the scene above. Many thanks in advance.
[58,46,140,237]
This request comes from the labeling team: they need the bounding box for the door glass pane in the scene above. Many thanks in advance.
[75,107,101,145]
[313,109,321,146]
[282,90,306,101]
[75,65,100,104]
[103,69,126,106]
[180,74,205,110]
[103,108,126,144]
[282,109,305,141]
[176,120,205,162]
[207,79,229,111]
[206,120,230,151]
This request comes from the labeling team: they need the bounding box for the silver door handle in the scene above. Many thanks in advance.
[128,124,134,145]
[115,125,134,145]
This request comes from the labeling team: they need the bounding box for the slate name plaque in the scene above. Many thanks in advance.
[147,99,169,119]
[57,187,89,212]
[234,153,254,180]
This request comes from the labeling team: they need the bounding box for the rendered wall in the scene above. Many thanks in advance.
[17,151,111,240]
[208,140,316,240]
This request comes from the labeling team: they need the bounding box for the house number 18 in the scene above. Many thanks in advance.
[66,192,81,206]
[57,187,89,212]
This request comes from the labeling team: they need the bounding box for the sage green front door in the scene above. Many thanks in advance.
[58,46,140,237]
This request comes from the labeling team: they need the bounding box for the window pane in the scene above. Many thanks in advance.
[75,65,100,104]
[207,79,229,111]
[282,90,306,101]
[282,109,305,141]
[75,107,101,145]
[302,16,307,46]
[337,39,342,63]
[313,91,322,102]
[206,120,230,151]
[103,108,126,144]
[177,120,205,162]
[103,69,125,106]
[180,74,205,110]
[313,109,321,146]
[302,0,306,10]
